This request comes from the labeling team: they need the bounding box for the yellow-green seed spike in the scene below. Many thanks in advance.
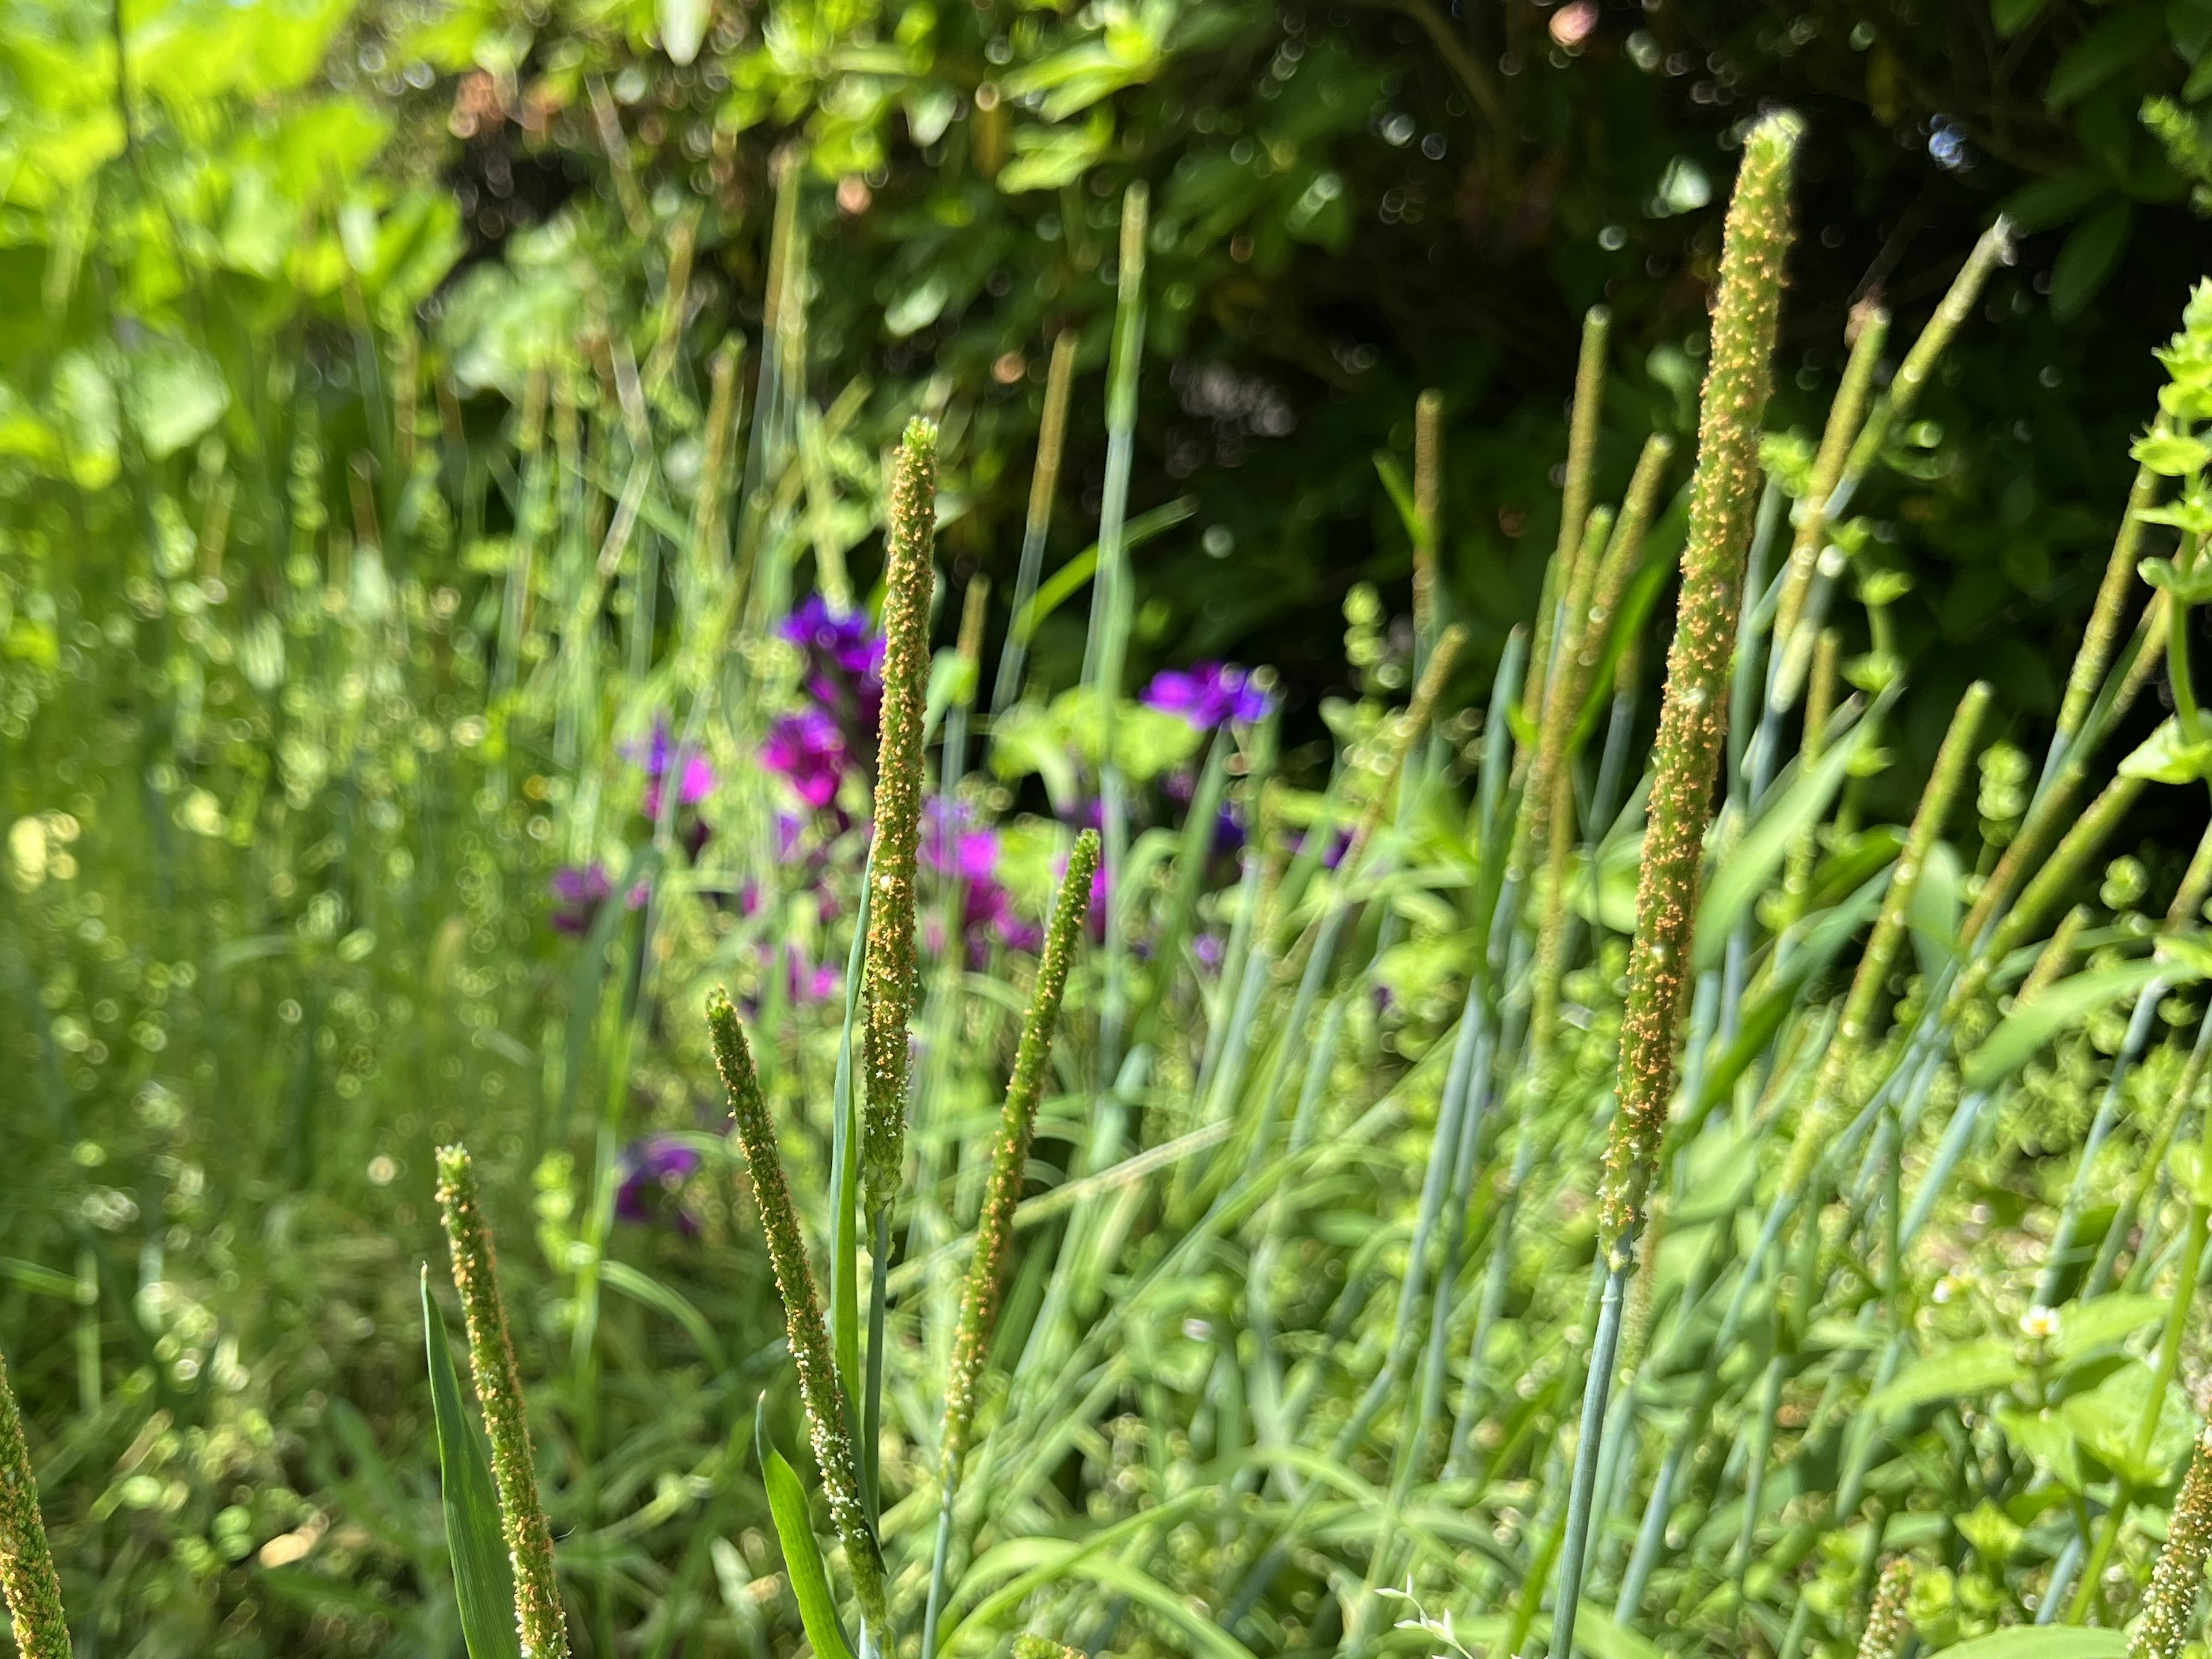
[1855,1558,1914,1659]
[1953,770,2147,1014]
[1525,306,1612,715]
[1842,218,2012,482]
[1571,433,1675,709]
[434,1146,569,1659]
[707,991,888,1630]
[1772,300,1888,664]
[940,830,1100,1481]
[2133,1419,2212,1659]
[1526,505,1616,1061]
[862,417,939,1219]
[1783,681,1988,1188]
[1597,110,1801,1258]
[0,1353,69,1659]
[1414,389,1443,654]
[2058,450,2160,746]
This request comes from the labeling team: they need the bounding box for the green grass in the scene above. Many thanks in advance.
[9,92,2212,1659]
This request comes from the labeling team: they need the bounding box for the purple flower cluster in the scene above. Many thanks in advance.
[615,1134,702,1233]
[1142,661,1271,729]
[764,597,885,813]
[923,801,1042,960]
[549,862,649,935]
[624,721,717,820]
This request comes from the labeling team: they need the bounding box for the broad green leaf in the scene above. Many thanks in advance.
[1997,1404,2084,1490]
[421,1269,521,1659]
[1931,1629,2126,1658]
[2046,4,2168,108]
[1868,1338,2026,1414]
[2049,202,2133,323]
[2121,717,2212,784]
[756,1400,857,1659]
[2061,1360,2198,1485]
[1964,959,2194,1089]
[1695,704,1873,969]
[2055,1293,2166,1359]
[1993,0,2055,35]
[1453,1608,1661,1659]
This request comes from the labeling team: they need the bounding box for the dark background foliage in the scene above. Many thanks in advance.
[408,0,2212,758]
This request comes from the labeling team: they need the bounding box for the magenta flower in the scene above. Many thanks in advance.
[625,721,717,819]
[615,1134,703,1232]
[763,708,848,809]
[1142,662,1271,729]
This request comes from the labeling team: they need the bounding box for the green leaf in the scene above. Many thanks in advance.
[1963,959,2193,1090]
[2050,202,2133,323]
[2120,717,2212,785]
[756,1400,858,1659]
[1930,1628,2127,1658]
[2137,555,2212,603]
[1993,0,2055,36]
[2061,1360,2198,1484]
[421,1269,521,1659]
[1998,169,2108,234]
[2046,4,2169,109]
[1868,1338,2027,1415]
[2132,431,2212,476]
[1997,1404,2085,1490]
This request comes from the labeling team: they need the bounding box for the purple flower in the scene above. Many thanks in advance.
[782,597,884,747]
[782,596,885,680]
[615,1134,702,1232]
[763,709,848,809]
[1142,662,1271,729]
[624,720,718,820]
[549,863,648,934]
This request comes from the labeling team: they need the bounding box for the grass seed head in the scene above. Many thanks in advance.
[0,1353,70,1659]
[940,830,1100,1480]
[1598,109,1801,1256]
[706,990,888,1630]
[434,1144,570,1659]
[862,416,940,1219]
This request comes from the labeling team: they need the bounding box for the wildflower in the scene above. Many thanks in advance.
[782,594,884,744]
[614,1135,703,1232]
[624,720,716,819]
[762,709,847,809]
[1143,661,1271,729]
[548,863,647,935]
[2019,1305,2061,1343]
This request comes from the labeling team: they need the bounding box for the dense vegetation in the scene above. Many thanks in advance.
[12,3,2212,1659]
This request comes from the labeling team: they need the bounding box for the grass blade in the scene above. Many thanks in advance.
[421,1268,523,1659]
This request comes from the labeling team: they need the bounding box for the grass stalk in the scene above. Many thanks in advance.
[434,1145,570,1659]
[707,992,889,1632]
[861,418,940,1220]
[1560,108,1801,1659]
[0,1353,70,1659]
[991,331,1077,715]
[921,831,1100,1656]
[1414,388,1443,660]
[1525,308,1611,715]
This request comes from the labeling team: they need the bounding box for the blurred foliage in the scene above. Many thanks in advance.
[334,0,2212,764]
